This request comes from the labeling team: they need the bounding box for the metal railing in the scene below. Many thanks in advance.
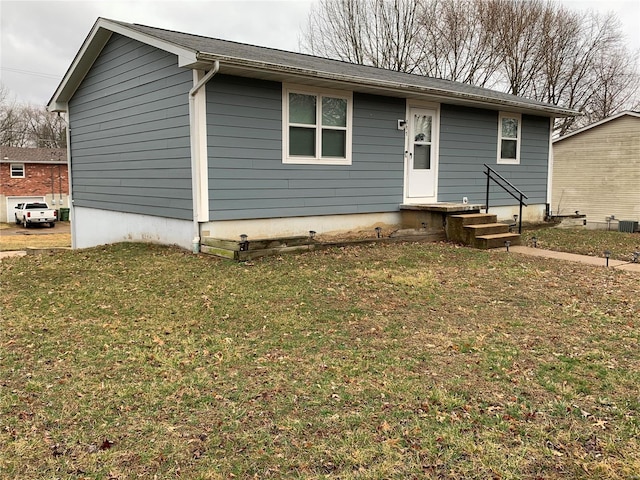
[483,164,528,234]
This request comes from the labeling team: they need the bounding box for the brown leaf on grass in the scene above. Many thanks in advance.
[100,439,114,450]
[379,420,392,432]
[51,444,65,457]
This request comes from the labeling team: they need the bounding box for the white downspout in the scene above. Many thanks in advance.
[547,117,555,218]
[58,110,75,249]
[188,60,219,253]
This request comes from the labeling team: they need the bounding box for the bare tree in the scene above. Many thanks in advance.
[301,0,425,72]
[300,0,640,134]
[531,10,639,134]
[0,84,29,147]
[419,0,500,86]
[482,0,549,97]
[24,105,67,148]
[0,84,66,148]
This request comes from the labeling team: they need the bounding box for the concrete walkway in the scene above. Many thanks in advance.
[508,245,640,273]
[0,250,27,259]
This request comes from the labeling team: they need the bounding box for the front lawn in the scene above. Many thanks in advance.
[1,242,639,478]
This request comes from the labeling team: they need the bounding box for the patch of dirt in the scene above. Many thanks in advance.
[0,222,71,236]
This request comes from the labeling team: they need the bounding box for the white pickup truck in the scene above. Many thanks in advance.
[15,202,58,228]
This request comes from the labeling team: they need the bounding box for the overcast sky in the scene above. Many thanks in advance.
[1,0,639,107]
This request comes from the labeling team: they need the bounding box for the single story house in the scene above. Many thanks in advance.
[552,111,639,230]
[0,146,69,223]
[48,18,576,251]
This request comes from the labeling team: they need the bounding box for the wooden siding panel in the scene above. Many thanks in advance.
[552,115,640,221]
[69,35,193,220]
[206,76,406,220]
[439,104,550,206]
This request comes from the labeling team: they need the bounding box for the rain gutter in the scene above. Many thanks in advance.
[197,53,578,118]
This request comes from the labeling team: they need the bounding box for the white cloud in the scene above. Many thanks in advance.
[1,0,313,105]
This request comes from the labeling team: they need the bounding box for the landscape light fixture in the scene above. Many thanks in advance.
[239,234,249,251]
[422,222,427,230]
[375,226,382,238]
[532,236,538,248]
[309,230,316,240]
[633,251,639,263]
[604,250,611,267]
[505,240,511,252]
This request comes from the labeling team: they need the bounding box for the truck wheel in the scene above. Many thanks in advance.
[49,222,55,228]
[22,218,28,228]
[15,215,20,225]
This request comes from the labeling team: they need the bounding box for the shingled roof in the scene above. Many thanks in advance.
[1,146,67,164]
[49,17,578,118]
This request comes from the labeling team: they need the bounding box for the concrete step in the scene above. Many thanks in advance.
[449,213,498,225]
[474,233,521,249]
[464,222,511,236]
[447,213,498,243]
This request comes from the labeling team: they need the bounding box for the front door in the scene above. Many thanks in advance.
[406,108,437,200]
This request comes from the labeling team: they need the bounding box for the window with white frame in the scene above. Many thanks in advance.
[497,112,521,164]
[283,85,352,165]
[10,163,25,178]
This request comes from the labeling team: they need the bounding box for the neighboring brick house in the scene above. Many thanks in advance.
[0,146,69,223]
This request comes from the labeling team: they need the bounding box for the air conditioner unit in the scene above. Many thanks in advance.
[618,220,638,233]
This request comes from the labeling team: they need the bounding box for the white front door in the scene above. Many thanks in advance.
[406,108,437,200]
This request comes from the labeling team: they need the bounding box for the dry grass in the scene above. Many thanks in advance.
[1,241,639,479]
[0,223,71,251]
[523,226,640,262]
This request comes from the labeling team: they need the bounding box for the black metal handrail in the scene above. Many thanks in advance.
[483,164,528,234]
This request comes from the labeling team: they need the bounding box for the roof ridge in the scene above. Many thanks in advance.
[49,18,578,117]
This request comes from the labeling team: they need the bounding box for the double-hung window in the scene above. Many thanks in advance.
[283,85,352,165]
[10,164,25,178]
[497,112,521,164]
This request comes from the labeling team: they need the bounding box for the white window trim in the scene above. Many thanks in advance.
[282,84,353,165]
[10,163,25,178]
[497,112,521,165]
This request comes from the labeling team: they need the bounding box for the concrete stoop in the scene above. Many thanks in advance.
[446,213,521,249]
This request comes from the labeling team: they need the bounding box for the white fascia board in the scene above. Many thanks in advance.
[553,111,640,143]
[48,18,198,111]
[199,53,578,118]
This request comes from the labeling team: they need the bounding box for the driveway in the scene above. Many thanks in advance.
[1,222,71,236]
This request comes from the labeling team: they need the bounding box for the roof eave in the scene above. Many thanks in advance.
[198,53,579,118]
[554,110,640,142]
[0,160,68,165]
[48,18,201,112]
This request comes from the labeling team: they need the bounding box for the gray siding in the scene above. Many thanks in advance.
[439,104,550,206]
[206,75,405,220]
[68,34,193,220]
